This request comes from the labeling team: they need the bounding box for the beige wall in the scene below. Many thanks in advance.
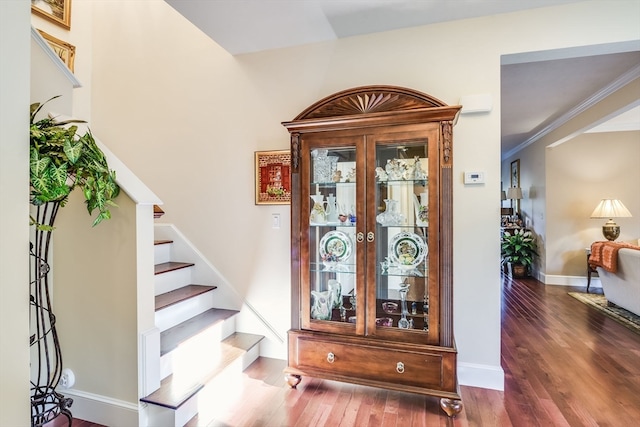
[53,191,139,402]
[504,77,640,284]
[547,131,640,275]
[502,136,549,275]
[0,1,31,424]
[87,0,639,388]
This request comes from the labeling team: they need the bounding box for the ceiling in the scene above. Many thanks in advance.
[165,0,640,158]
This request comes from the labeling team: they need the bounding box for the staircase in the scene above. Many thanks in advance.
[141,232,264,426]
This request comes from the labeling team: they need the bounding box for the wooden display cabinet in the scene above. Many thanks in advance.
[282,86,462,417]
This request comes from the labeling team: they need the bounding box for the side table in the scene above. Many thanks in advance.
[585,248,597,293]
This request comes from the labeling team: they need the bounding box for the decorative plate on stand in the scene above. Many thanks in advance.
[388,231,427,271]
[319,230,353,264]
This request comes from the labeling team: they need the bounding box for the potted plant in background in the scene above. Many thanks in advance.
[29,96,120,426]
[501,228,537,278]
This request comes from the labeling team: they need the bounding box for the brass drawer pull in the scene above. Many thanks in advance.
[327,352,335,363]
[356,232,364,243]
[396,362,405,374]
[367,232,375,242]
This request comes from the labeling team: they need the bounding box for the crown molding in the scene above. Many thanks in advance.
[504,63,640,159]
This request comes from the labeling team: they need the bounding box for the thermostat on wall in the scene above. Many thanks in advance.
[464,171,485,184]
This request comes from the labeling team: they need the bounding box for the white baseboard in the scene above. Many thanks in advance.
[60,389,139,426]
[457,362,504,391]
[543,274,601,288]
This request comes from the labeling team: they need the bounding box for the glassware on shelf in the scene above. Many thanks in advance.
[382,301,398,314]
[312,150,338,183]
[310,193,327,224]
[376,317,393,327]
[311,290,332,320]
[349,290,356,311]
[376,199,405,226]
[413,192,429,227]
[398,285,410,329]
[423,294,429,331]
[328,279,342,309]
[326,194,339,223]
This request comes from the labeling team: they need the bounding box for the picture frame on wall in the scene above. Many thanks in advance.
[510,159,520,188]
[32,0,72,30]
[510,159,520,213]
[38,29,75,72]
[255,150,291,205]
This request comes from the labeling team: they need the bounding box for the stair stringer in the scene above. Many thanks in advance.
[153,224,285,354]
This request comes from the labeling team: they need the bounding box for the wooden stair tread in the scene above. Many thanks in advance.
[155,285,217,311]
[154,239,173,245]
[154,261,194,275]
[141,333,264,410]
[153,205,165,218]
[160,308,239,356]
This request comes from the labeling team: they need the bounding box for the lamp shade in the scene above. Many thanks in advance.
[506,187,523,200]
[590,199,632,219]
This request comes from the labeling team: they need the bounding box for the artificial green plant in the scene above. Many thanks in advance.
[29,96,120,228]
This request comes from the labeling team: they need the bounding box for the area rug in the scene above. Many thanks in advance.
[569,292,640,335]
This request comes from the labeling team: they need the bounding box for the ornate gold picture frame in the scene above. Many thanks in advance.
[255,150,291,205]
[38,29,75,72]
[32,0,72,30]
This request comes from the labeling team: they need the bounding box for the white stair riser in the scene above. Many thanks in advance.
[155,268,193,295]
[160,317,236,380]
[154,243,172,264]
[242,342,260,371]
[155,292,215,332]
[174,345,260,427]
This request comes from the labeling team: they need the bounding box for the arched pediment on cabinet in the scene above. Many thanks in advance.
[294,85,450,120]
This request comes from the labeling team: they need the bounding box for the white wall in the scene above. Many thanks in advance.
[0,1,31,424]
[86,0,640,391]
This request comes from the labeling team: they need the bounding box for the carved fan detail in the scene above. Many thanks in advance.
[295,86,447,120]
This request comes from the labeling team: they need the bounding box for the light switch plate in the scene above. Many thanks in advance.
[272,213,281,229]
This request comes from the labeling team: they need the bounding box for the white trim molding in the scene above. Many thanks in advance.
[544,274,602,288]
[60,389,139,426]
[31,26,81,88]
[458,362,505,391]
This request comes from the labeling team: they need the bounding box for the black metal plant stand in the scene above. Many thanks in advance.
[30,201,73,427]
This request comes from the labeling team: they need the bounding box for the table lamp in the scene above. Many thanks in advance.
[590,199,632,241]
[506,187,523,223]
[506,187,523,200]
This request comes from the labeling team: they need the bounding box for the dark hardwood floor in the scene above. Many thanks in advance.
[49,275,640,426]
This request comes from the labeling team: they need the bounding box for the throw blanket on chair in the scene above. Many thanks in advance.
[589,241,640,273]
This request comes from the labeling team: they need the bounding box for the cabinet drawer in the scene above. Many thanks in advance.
[292,335,447,390]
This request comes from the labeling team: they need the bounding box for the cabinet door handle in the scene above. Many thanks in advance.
[327,352,335,363]
[367,232,375,242]
[356,232,364,243]
[396,362,405,374]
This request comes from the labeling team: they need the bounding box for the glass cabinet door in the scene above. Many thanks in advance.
[301,137,363,334]
[367,130,438,344]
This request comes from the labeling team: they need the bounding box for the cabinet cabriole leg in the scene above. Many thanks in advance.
[439,398,463,417]
[285,374,302,388]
